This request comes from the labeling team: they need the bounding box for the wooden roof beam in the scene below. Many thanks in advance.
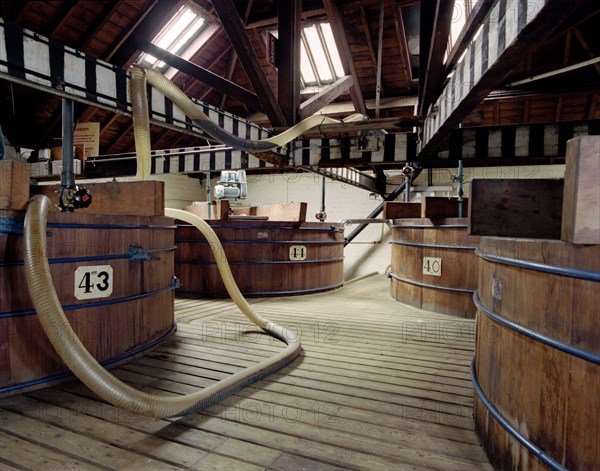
[392,1,413,91]
[138,42,263,111]
[211,0,287,127]
[419,0,589,157]
[417,0,455,115]
[444,0,495,75]
[299,75,354,119]
[277,0,302,125]
[323,0,367,116]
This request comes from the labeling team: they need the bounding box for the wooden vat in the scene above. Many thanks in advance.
[175,219,344,296]
[0,210,176,396]
[389,218,480,318]
[473,237,599,470]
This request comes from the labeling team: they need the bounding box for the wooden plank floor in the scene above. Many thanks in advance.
[0,275,492,470]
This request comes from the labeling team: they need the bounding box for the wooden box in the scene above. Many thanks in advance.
[34,180,165,216]
[383,202,421,219]
[561,136,600,244]
[0,160,30,210]
[421,196,468,218]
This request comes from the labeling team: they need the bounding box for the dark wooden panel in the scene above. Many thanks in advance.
[468,179,564,239]
[421,197,469,219]
[383,202,421,219]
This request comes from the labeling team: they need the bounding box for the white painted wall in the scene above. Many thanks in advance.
[228,164,566,281]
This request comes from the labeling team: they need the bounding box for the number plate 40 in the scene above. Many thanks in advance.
[74,265,113,300]
[422,257,442,277]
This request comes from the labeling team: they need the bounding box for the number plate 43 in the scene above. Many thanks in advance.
[74,265,113,300]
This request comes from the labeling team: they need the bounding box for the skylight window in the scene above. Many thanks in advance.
[137,4,207,70]
[445,0,480,61]
[300,22,345,88]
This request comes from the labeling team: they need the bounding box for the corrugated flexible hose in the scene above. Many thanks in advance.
[131,65,341,179]
[24,195,301,418]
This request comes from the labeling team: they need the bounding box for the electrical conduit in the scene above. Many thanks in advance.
[24,195,301,418]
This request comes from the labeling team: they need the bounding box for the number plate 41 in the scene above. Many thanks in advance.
[74,265,113,300]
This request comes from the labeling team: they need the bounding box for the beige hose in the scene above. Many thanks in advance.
[132,66,340,155]
[24,195,301,418]
[129,67,152,180]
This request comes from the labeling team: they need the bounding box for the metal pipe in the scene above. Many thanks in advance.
[375,0,385,118]
[340,218,391,225]
[344,168,422,246]
[61,99,75,189]
[320,175,326,215]
[206,172,211,219]
[404,174,411,202]
[458,159,464,217]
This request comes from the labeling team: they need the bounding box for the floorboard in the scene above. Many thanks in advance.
[0,274,492,470]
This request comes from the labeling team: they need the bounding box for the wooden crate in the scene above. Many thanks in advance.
[34,180,165,216]
[561,136,600,244]
[383,202,421,219]
[421,196,469,218]
[0,160,30,210]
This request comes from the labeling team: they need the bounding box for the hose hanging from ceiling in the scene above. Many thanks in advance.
[131,65,340,164]
[24,195,301,418]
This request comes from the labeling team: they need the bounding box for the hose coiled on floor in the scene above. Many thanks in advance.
[24,195,301,418]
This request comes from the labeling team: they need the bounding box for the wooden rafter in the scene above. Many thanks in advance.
[109,0,181,67]
[277,0,302,125]
[420,0,589,156]
[359,5,385,97]
[138,42,263,111]
[573,27,600,76]
[418,0,455,115]
[220,51,239,109]
[444,0,494,74]
[211,0,287,127]
[219,1,253,109]
[323,0,367,116]
[391,2,412,91]
[299,75,354,119]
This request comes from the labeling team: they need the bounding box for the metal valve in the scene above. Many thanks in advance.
[59,185,92,211]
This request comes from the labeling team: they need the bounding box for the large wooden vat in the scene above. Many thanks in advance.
[0,210,176,396]
[175,219,344,296]
[389,218,480,318]
[473,237,599,470]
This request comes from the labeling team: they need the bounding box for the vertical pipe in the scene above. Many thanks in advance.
[375,0,385,118]
[0,123,6,160]
[320,175,326,215]
[458,159,464,218]
[404,175,411,202]
[61,99,75,189]
[206,172,211,219]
